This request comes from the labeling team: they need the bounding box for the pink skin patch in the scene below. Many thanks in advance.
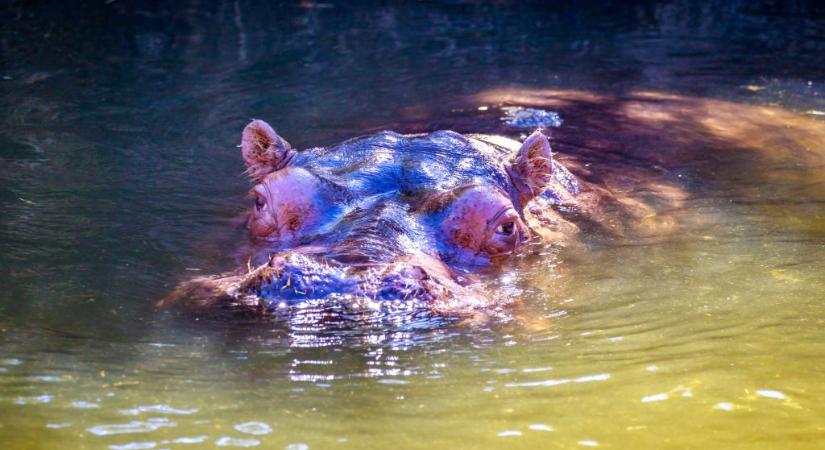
[440,187,529,265]
[247,167,322,244]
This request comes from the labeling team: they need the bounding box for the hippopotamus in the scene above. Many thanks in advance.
[160,116,682,315]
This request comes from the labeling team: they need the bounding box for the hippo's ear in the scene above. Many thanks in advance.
[241,119,295,182]
[507,130,554,205]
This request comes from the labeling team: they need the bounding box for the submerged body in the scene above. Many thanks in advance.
[161,120,682,315]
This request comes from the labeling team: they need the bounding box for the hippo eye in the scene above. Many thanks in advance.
[496,221,515,236]
[255,195,266,212]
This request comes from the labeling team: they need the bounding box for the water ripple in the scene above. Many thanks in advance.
[640,393,669,403]
[28,375,65,383]
[285,444,309,450]
[504,373,610,388]
[87,418,176,436]
[521,367,552,373]
[215,436,260,447]
[497,430,522,437]
[501,107,563,128]
[714,402,734,411]
[71,400,100,409]
[120,404,197,416]
[756,389,787,400]
[234,422,272,436]
[15,394,53,405]
[377,379,409,385]
[167,435,209,444]
[109,442,156,450]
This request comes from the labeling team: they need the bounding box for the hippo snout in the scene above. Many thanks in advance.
[251,254,355,304]
[244,253,459,309]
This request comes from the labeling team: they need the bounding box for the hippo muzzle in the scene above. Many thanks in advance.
[246,252,455,308]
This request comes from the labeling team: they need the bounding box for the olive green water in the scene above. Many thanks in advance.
[2,1,825,449]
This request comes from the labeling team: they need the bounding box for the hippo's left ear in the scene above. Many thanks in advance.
[507,130,554,205]
[241,119,295,182]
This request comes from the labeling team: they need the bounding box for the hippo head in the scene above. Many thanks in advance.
[237,119,557,311]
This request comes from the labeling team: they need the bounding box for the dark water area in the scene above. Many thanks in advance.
[2,1,825,448]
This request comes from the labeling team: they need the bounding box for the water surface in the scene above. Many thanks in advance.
[2,1,825,449]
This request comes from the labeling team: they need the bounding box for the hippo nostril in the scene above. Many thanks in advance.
[243,250,459,308]
[251,254,358,306]
[369,264,440,302]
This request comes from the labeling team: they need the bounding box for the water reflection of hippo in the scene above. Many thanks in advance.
[160,117,682,315]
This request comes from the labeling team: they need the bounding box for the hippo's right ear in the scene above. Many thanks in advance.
[241,119,295,182]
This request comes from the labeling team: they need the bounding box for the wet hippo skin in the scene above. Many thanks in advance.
[159,118,683,315]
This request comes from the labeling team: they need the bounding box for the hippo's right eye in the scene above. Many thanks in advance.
[247,167,326,245]
[496,221,515,236]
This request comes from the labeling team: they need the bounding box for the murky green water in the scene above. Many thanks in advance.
[2,1,825,449]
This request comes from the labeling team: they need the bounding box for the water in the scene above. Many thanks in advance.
[2,1,825,448]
